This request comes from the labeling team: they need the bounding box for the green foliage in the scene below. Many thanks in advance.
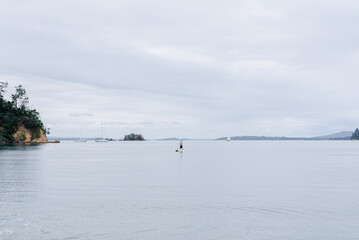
[31,128,41,140]
[12,85,29,109]
[351,128,359,140]
[0,85,46,143]
[19,133,26,141]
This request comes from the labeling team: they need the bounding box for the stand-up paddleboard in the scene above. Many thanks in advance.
[176,149,183,152]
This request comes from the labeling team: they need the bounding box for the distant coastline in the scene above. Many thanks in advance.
[49,131,356,141]
[216,136,351,141]
[216,131,353,141]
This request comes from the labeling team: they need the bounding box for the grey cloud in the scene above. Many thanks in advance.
[1,0,358,138]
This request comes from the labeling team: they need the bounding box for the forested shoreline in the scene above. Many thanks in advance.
[0,82,47,143]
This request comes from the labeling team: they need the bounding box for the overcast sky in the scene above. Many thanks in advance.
[1,0,359,139]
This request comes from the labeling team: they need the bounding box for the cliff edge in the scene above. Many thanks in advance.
[12,125,48,143]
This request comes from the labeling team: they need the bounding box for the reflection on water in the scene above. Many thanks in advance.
[1,141,359,239]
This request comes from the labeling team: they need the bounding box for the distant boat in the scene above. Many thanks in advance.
[96,123,108,143]
[227,137,231,142]
[75,129,86,142]
[75,137,87,142]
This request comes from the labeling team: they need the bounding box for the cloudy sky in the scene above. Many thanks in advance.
[1,0,359,139]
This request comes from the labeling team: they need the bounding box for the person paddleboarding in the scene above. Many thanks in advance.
[179,140,183,152]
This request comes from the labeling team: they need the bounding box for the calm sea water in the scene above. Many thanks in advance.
[1,140,359,240]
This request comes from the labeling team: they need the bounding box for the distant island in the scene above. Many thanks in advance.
[351,128,359,140]
[124,133,145,141]
[0,82,48,144]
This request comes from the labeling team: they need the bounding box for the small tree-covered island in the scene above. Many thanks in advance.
[351,128,359,140]
[0,82,48,144]
[124,133,145,141]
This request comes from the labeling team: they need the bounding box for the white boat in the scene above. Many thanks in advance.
[227,137,231,142]
[74,137,87,142]
[96,123,108,142]
[75,129,86,142]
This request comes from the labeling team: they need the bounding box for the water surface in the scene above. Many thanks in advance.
[1,141,359,239]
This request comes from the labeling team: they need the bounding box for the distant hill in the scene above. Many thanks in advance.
[156,137,191,141]
[217,136,307,141]
[48,137,77,141]
[217,131,353,141]
[311,131,353,140]
[157,137,181,141]
[48,137,122,141]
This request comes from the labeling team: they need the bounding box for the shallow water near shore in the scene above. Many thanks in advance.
[1,140,359,239]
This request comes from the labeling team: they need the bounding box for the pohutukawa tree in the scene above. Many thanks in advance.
[0,84,47,143]
[11,85,29,109]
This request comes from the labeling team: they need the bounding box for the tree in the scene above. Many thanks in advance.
[351,128,359,140]
[11,85,29,109]
[0,81,8,99]
[0,84,47,143]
